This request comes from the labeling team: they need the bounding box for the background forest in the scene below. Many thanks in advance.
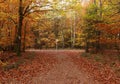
[0,0,120,55]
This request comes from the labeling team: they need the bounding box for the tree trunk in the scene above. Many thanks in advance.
[23,21,27,52]
[85,40,89,53]
[61,30,65,49]
[71,16,73,48]
[96,0,103,52]
[73,12,76,48]
[17,0,23,56]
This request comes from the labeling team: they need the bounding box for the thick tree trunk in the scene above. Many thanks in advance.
[17,0,23,56]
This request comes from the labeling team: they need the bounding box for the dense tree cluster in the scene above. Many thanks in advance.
[83,0,120,53]
[0,0,120,55]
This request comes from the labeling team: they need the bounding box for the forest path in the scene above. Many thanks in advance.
[32,50,99,84]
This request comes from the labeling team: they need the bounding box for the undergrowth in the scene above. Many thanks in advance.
[1,52,35,71]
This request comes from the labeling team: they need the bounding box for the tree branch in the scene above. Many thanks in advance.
[8,17,17,27]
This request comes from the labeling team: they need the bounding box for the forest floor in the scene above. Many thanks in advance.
[0,50,120,84]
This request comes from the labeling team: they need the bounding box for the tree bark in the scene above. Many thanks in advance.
[96,0,103,52]
[17,0,23,56]
[23,21,27,52]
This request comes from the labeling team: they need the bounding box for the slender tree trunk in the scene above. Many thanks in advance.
[73,12,76,48]
[71,16,73,48]
[17,0,23,56]
[61,30,65,49]
[85,39,89,53]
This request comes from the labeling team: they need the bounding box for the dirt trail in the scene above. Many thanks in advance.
[32,51,99,84]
